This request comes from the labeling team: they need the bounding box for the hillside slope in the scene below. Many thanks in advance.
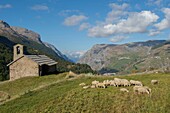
[0,73,169,113]
[78,40,170,74]
[0,20,67,60]
[134,43,170,73]
[0,42,12,81]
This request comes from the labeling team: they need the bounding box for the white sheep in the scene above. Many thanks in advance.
[110,80,116,86]
[151,80,159,85]
[114,78,122,87]
[121,79,131,87]
[92,80,99,86]
[114,78,131,87]
[133,86,151,95]
[130,80,143,86]
[79,83,86,86]
[83,86,90,89]
[96,82,106,88]
[103,80,111,86]
[143,86,152,93]
[120,88,129,93]
[91,85,96,88]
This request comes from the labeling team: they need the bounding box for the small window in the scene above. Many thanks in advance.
[16,46,20,54]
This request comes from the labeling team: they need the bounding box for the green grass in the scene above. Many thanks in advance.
[108,54,141,73]
[0,73,67,97]
[0,73,170,113]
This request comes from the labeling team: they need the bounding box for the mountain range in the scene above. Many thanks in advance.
[0,20,69,60]
[78,40,170,74]
[1,20,169,78]
[64,51,86,62]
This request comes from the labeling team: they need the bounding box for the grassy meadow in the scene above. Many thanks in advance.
[0,73,169,113]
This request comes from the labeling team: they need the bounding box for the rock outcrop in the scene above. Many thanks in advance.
[0,20,10,28]
[11,27,42,44]
[0,20,21,39]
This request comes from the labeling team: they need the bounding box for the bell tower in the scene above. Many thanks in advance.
[13,44,24,61]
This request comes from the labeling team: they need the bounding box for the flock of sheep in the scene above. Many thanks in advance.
[79,78,159,95]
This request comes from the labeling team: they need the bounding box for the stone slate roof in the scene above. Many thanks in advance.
[7,55,57,66]
[25,55,57,66]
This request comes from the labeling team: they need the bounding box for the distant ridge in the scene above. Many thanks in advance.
[78,40,170,74]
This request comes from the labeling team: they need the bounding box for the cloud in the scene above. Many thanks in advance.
[31,5,49,11]
[110,35,128,43]
[106,3,129,23]
[88,26,108,37]
[149,30,161,36]
[59,10,81,16]
[63,15,88,26]
[147,0,162,6]
[109,3,129,10]
[63,50,86,62]
[79,23,91,31]
[65,50,86,57]
[88,11,159,37]
[154,8,170,30]
[0,4,12,9]
[154,0,162,6]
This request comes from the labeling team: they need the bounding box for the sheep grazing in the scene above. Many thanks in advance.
[133,86,141,93]
[110,80,116,86]
[151,80,159,85]
[143,86,151,93]
[114,78,130,87]
[121,79,131,87]
[120,88,129,93]
[92,80,99,86]
[96,82,106,88]
[133,86,151,95]
[103,80,111,86]
[130,80,143,86]
[114,78,122,87]
[79,83,86,86]
[114,78,121,81]
[91,85,96,88]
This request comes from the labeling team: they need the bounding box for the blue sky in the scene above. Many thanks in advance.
[0,0,170,52]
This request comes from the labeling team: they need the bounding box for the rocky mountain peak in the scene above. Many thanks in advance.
[93,44,108,48]
[0,20,69,61]
[11,26,42,44]
[0,20,10,28]
[0,20,42,44]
